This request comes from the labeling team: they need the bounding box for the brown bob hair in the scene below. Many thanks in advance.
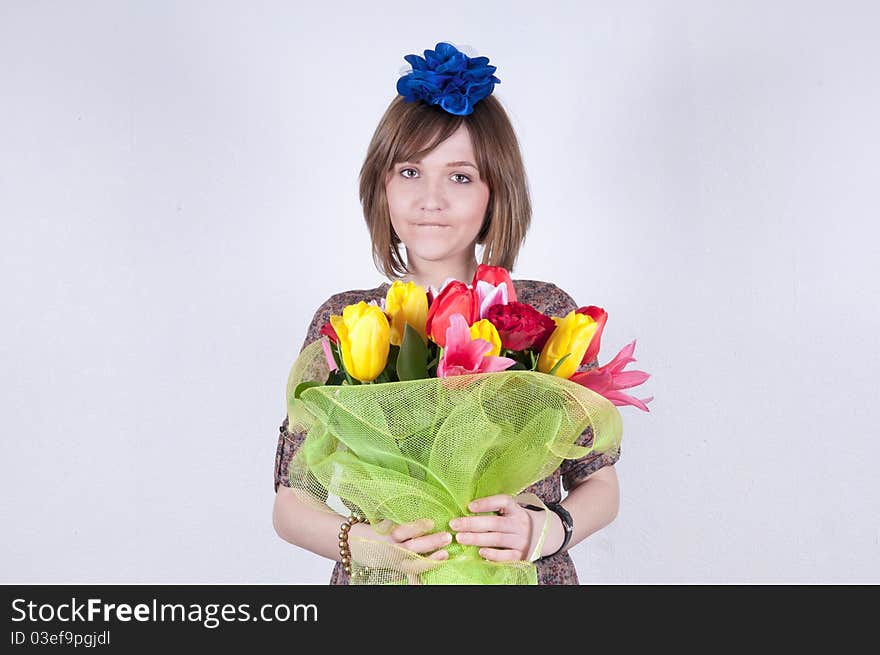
[359,93,532,281]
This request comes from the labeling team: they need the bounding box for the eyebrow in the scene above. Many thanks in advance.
[400,159,478,170]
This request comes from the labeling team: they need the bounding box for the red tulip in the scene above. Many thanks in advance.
[472,264,517,303]
[319,321,339,345]
[576,306,607,365]
[425,281,478,347]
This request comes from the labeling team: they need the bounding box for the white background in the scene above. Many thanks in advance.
[2,0,878,583]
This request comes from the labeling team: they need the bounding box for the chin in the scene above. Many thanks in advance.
[405,244,457,260]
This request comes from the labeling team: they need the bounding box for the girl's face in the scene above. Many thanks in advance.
[385,124,490,268]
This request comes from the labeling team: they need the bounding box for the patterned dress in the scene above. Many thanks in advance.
[273,278,621,585]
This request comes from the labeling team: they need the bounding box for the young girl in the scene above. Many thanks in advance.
[272,42,620,585]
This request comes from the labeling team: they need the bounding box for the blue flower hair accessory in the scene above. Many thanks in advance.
[396,42,501,116]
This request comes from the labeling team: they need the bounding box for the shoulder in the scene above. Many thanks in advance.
[300,283,390,353]
[512,279,578,316]
[312,282,390,317]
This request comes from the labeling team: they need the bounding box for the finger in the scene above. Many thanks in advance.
[391,518,435,542]
[374,518,395,533]
[450,515,513,534]
[401,531,452,554]
[428,549,449,561]
[456,531,521,549]
[467,494,518,516]
[478,548,523,562]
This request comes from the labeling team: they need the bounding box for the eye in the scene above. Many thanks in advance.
[397,167,472,184]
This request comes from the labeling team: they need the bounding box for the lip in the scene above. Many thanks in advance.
[415,223,450,227]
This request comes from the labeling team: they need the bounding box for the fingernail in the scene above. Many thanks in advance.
[443,533,452,543]
[449,519,460,530]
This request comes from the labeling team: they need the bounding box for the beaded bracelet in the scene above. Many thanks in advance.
[339,514,369,575]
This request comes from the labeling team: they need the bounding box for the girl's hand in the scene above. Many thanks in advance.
[363,518,452,561]
[449,494,539,562]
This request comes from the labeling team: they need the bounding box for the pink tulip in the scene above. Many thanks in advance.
[437,314,517,378]
[569,340,653,412]
[321,337,338,372]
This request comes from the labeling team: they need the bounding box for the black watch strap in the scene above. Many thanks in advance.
[523,502,574,560]
[545,502,574,558]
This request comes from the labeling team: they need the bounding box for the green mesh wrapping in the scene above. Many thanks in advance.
[285,339,623,585]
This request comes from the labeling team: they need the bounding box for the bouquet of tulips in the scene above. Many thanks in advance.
[285,265,651,585]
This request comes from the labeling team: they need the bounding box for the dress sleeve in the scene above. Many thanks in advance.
[273,295,339,493]
[550,285,621,491]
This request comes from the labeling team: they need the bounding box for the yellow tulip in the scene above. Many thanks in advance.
[537,310,598,379]
[329,301,390,383]
[385,280,429,346]
[469,319,502,357]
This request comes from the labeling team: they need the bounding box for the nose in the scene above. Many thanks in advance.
[419,176,447,212]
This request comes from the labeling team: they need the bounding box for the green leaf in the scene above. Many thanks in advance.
[329,341,358,386]
[397,323,429,381]
[387,344,400,370]
[329,340,343,369]
[547,352,572,377]
[378,345,399,382]
[424,341,439,372]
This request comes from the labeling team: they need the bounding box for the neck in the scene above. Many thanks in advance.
[397,253,479,291]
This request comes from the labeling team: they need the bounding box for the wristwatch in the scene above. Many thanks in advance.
[523,502,574,560]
